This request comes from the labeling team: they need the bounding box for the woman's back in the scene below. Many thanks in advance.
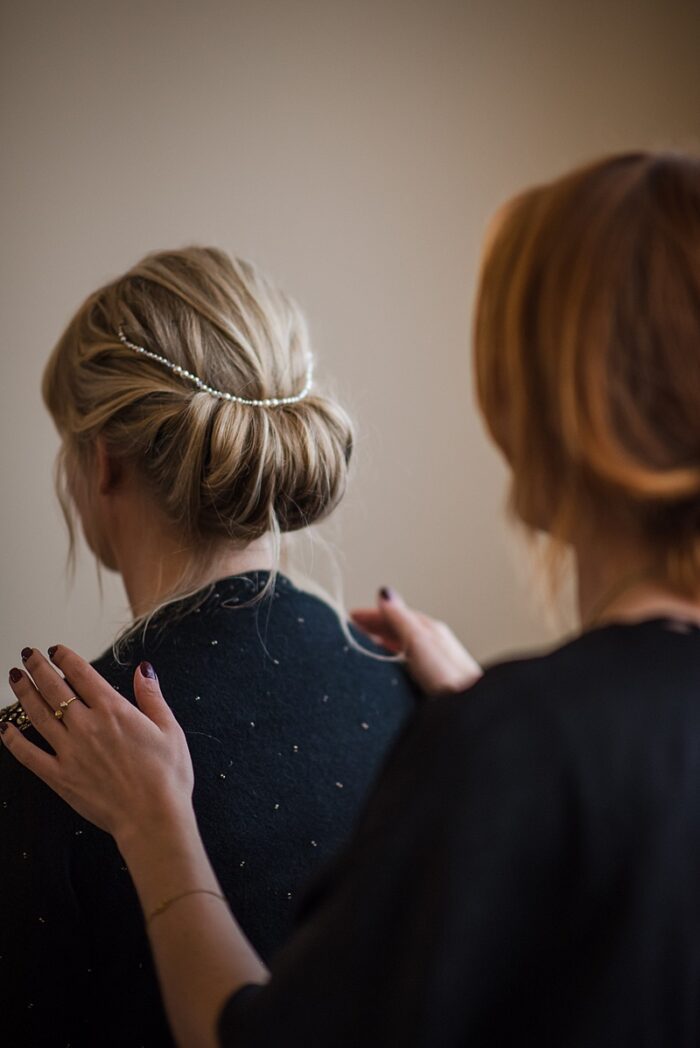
[0,242,408,1045]
[0,573,416,1046]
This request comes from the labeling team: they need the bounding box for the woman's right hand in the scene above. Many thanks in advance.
[351,588,483,697]
[3,647,267,1048]
[2,647,195,847]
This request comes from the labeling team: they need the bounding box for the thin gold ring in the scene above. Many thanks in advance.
[54,696,78,720]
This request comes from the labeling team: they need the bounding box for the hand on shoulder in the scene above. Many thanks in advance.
[351,588,482,697]
[2,647,195,847]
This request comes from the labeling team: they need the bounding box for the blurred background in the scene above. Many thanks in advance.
[1,0,699,676]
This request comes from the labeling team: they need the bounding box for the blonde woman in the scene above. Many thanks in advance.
[0,248,417,1047]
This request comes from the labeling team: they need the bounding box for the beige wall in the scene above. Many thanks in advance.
[1,0,699,678]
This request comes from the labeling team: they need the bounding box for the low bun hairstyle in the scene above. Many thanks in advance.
[43,247,354,555]
[474,152,700,594]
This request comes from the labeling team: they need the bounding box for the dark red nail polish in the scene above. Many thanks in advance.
[48,646,58,659]
[0,723,8,735]
[379,587,393,601]
[9,668,23,684]
[21,648,33,662]
[139,661,157,680]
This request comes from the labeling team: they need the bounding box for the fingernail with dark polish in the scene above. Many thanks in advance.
[48,646,58,659]
[9,668,23,684]
[139,661,157,680]
[379,587,393,601]
[21,647,33,662]
[0,724,8,735]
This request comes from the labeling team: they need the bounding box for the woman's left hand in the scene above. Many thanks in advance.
[1,647,194,844]
[351,588,483,697]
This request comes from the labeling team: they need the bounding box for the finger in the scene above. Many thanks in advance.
[21,648,86,720]
[48,645,116,709]
[375,588,419,649]
[350,615,404,653]
[350,609,389,629]
[8,668,67,748]
[0,722,61,784]
[369,635,404,654]
[350,609,402,639]
[133,661,175,731]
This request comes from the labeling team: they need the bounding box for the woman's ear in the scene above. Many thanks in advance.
[95,437,122,495]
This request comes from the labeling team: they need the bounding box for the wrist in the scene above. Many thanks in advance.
[116,805,220,922]
[116,802,199,867]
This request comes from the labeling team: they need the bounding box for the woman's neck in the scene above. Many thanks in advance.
[575,538,700,631]
[113,517,273,620]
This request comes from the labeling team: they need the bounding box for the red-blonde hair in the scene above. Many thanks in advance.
[474,152,700,593]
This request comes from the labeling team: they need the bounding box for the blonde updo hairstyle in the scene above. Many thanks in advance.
[43,247,354,608]
[474,151,700,596]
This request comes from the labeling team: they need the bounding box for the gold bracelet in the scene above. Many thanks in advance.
[146,889,227,925]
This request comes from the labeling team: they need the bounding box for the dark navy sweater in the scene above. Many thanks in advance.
[0,572,417,1047]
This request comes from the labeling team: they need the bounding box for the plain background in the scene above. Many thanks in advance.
[1,0,699,679]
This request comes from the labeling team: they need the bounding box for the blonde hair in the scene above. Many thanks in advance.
[43,246,354,618]
[474,151,700,595]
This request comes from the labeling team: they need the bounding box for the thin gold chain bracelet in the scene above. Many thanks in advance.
[146,889,227,926]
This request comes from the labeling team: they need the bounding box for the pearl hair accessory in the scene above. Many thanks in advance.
[117,327,314,407]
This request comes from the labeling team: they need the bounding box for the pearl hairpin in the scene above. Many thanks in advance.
[117,328,314,407]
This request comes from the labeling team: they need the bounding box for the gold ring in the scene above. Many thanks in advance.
[54,696,78,720]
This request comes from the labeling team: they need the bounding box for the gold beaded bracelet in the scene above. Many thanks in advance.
[146,889,227,926]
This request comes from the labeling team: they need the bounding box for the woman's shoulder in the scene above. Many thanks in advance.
[84,574,419,737]
[476,615,700,705]
[89,572,420,708]
[418,617,700,774]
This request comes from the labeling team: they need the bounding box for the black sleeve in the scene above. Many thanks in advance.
[218,675,577,1048]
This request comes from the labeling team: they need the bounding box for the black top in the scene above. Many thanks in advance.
[220,618,700,1048]
[0,572,417,1047]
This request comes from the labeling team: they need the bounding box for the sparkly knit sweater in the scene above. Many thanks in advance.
[0,573,417,1047]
